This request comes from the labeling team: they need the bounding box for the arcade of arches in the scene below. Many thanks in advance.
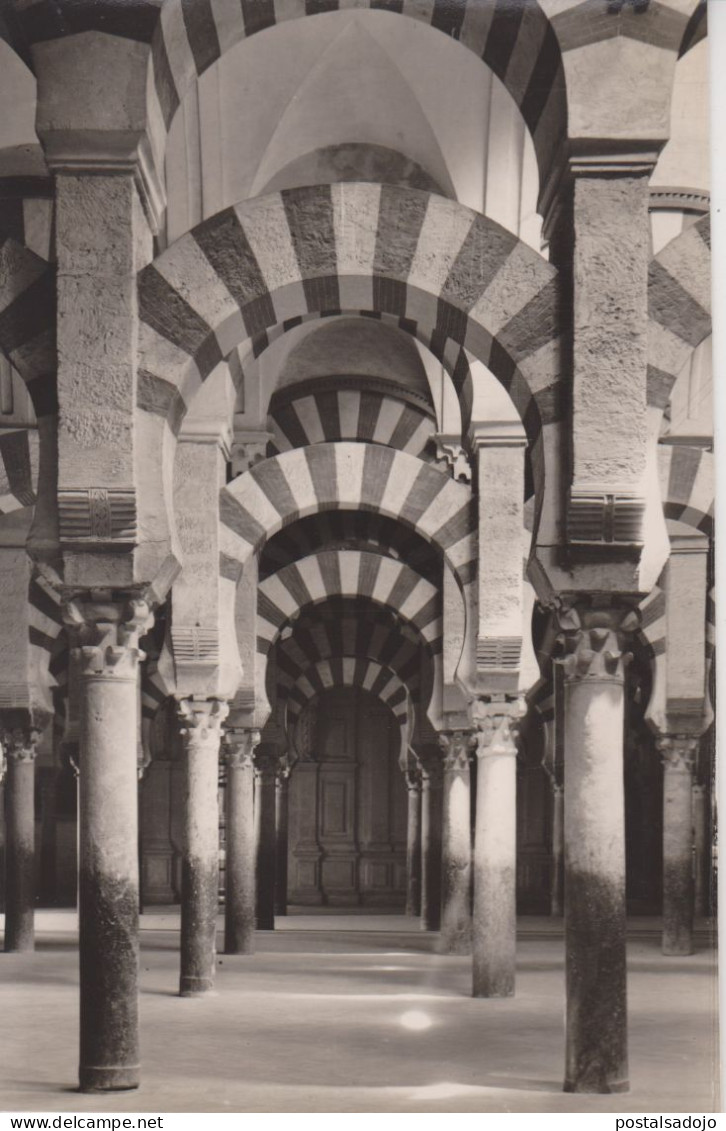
[0,0,717,1111]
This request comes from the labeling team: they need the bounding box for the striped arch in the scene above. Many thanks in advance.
[658,445,713,539]
[137,183,560,446]
[247,308,473,428]
[0,234,56,416]
[148,2,566,192]
[284,657,413,765]
[0,426,38,515]
[258,550,441,655]
[221,443,475,588]
[269,387,436,462]
[647,214,710,414]
[27,567,63,717]
[272,607,425,699]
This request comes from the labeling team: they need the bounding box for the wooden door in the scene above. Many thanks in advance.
[287,687,407,907]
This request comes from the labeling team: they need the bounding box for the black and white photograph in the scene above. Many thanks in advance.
[0,0,719,1117]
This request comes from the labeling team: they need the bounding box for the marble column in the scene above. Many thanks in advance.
[471,697,524,997]
[177,698,229,996]
[693,782,707,919]
[2,724,39,952]
[438,731,473,954]
[64,594,153,1093]
[419,758,442,931]
[254,749,278,930]
[658,734,698,956]
[558,601,637,1095]
[224,727,259,955]
[550,783,565,918]
[405,768,422,918]
[274,759,291,917]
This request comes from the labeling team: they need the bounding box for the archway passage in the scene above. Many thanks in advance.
[287,686,407,909]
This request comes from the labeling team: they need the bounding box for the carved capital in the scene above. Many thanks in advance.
[470,694,526,760]
[177,698,230,752]
[254,747,281,782]
[554,601,639,685]
[224,727,261,770]
[438,729,474,772]
[276,749,297,784]
[2,725,40,765]
[230,431,273,477]
[657,734,699,775]
[64,593,154,681]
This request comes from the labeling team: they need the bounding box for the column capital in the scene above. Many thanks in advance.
[177,698,230,751]
[1,725,40,765]
[657,734,699,775]
[276,750,296,784]
[230,430,274,478]
[470,695,526,760]
[554,600,639,685]
[254,747,281,782]
[417,749,443,788]
[223,727,261,770]
[438,729,474,772]
[63,593,154,681]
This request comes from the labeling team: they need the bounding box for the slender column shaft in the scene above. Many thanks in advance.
[471,699,524,997]
[405,774,422,917]
[3,728,39,951]
[65,595,152,1093]
[438,731,472,954]
[224,728,259,955]
[254,751,278,930]
[693,783,707,918]
[177,698,228,996]
[551,784,564,917]
[559,602,636,1095]
[420,764,442,931]
[274,768,290,917]
[659,735,698,956]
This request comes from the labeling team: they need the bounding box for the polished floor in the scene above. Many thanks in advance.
[0,910,720,1114]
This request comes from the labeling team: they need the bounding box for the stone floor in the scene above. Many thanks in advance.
[0,910,720,1114]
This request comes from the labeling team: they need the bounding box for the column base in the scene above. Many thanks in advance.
[663,939,694,957]
[564,1078,630,1095]
[179,975,215,997]
[79,1065,140,1092]
[472,976,514,999]
[224,936,255,956]
[4,931,35,953]
[436,929,472,956]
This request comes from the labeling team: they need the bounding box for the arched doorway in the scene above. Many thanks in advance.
[287,686,408,908]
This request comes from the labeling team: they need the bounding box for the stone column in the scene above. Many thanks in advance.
[2,724,39,952]
[692,782,707,919]
[470,697,524,997]
[177,698,228,996]
[658,734,698,956]
[438,730,473,954]
[550,783,565,918]
[274,759,292,917]
[558,601,638,1095]
[64,594,153,1093]
[254,749,278,930]
[223,727,259,955]
[419,757,442,931]
[405,767,422,918]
